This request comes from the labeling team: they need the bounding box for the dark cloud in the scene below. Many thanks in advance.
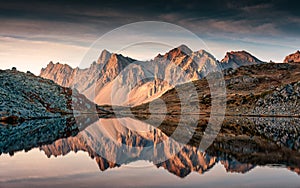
[0,0,299,47]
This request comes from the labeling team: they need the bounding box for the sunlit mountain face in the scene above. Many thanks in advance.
[39,45,223,106]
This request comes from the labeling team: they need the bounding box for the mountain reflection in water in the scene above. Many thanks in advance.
[1,116,300,179]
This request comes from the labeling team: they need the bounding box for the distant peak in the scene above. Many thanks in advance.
[167,44,193,56]
[154,44,193,61]
[222,50,259,60]
[226,50,250,55]
[196,49,210,55]
[284,50,300,63]
[220,50,263,69]
[194,49,217,60]
[176,44,193,54]
[101,49,111,55]
[97,49,112,64]
[43,61,73,70]
[40,61,73,77]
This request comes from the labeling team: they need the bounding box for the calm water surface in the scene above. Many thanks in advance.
[0,117,299,188]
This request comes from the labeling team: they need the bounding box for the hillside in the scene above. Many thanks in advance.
[132,63,300,116]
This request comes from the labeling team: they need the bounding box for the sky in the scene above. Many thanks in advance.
[0,0,300,75]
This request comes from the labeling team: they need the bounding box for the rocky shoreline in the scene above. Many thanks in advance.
[0,69,104,124]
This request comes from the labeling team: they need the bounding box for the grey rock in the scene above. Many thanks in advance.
[0,69,97,122]
[252,82,300,116]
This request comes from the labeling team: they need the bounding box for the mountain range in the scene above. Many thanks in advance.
[2,46,299,123]
[40,45,265,106]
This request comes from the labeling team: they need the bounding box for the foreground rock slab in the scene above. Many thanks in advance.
[0,69,103,123]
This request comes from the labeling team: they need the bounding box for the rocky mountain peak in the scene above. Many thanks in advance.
[155,44,193,61]
[284,50,300,63]
[222,50,257,63]
[194,49,216,59]
[97,49,135,66]
[97,49,112,64]
[176,44,193,54]
[102,53,132,75]
[220,50,264,69]
[40,62,75,86]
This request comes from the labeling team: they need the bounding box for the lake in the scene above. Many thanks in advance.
[0,116,300,188]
